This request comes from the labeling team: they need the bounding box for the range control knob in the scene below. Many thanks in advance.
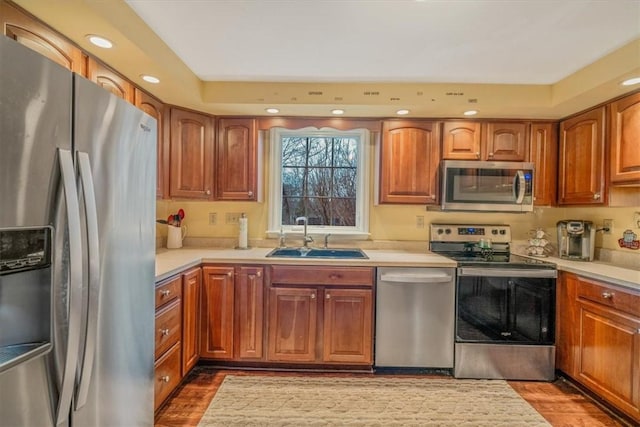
[491,229,498,235]
[437,228,444,235]
[499,230,506,235]
[445,229,451,234]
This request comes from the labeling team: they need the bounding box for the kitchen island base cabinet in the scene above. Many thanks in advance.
[267,266,374,366]
[556,272,640,423]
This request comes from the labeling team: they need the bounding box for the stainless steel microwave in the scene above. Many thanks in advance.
[441,160,534,212]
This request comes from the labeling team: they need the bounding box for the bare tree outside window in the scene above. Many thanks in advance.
[281,136,358,226]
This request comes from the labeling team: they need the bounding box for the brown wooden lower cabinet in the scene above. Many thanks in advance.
[153,341,181,411]
[181,267,202,374]
[267,265,374,366]
[556,272,640,423]
[200,264,265,361]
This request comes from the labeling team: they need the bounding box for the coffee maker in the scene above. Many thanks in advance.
[557,220,596,261]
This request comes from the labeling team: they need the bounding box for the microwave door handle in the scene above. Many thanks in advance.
[514,170,526,204]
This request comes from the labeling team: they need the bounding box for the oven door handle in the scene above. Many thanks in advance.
[458,267,557,278]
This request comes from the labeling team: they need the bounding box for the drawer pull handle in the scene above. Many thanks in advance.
[601,292,614,299]
[160,290,171,297]
[160,376,170,382]
[160,328,170,336]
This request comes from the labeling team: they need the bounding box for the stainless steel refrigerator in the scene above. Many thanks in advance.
[0,36,156,426]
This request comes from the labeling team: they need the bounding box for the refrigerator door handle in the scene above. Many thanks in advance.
[56,149,84,426]
[74,152,100,410]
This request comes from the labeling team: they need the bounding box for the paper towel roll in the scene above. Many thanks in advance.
[238,214,248,249]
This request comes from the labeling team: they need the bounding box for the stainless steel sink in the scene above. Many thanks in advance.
[266,247,368,259]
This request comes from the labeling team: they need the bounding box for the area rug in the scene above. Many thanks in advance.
[197,375,551,426]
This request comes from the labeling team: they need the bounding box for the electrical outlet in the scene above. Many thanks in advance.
[209,212,217,225]
[603,219,613,234]
[225,213,241,224]
[634,212,640,229]
[416,215,425,229]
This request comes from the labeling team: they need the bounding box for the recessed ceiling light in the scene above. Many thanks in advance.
[621,77,640,86]
[396,109,410,115]
[86,35,113,49]
[331,109,345,115]
[141,75,160,84]
[265,107,280,114]
[463,110,478,116]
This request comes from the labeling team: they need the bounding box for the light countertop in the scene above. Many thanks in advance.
[156,247,639,292]
[155,247,456,282]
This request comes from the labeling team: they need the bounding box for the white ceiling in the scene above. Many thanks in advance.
[125,0,640,85]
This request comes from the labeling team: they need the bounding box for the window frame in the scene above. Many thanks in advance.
[267,126,370,239]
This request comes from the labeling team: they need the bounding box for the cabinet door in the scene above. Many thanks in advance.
[1,1,87,75]
[135,88,169,199]
[169,108,215,199]
[442,121,481,160]
[530,122,558,206]
[558,107,607,205]
[216,118,258,200]
[610,92,640,185]
[484,122,529,161]
[181,267,201,375]
[235,266,264,360]
[577,300,640,421]
[86,57,134,103]
[555,272,579,376]
[379,120,441,204]
[200,266,235,359]
[322,288,373,364]
[267,287,318,362]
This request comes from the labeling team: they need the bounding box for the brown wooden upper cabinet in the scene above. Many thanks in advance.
[87,57,134,104]
[609,92,640,186]
[169,108,215,200]
[443,121,529,161]
[216,118,258,200]
[379,120,441,204]
[134,88,168,199]
[529,122,558,206]
[442,121,482,160]
[558,106,607,205]
[1,0,87,75]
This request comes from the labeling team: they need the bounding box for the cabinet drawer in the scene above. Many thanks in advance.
[155,299,182,359]
[154,341,181,411]
[271,265,374,286]
[577,278,640,317]
[156,276,182,309]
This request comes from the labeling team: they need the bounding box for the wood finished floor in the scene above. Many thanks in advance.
[155,367,632,427]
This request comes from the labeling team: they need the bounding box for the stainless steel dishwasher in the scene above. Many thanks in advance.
[375,267,455,369]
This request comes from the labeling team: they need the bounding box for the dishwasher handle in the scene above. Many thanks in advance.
[379,272,452,284]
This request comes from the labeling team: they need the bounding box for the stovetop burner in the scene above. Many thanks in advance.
[429,223,556,269]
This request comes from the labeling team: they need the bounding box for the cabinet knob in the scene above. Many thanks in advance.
[601,292,614,299]
[429,195,436,200]
[160,328,170,336]
[227,271,233,277]
[325,293,330,299]
[205,189,211,195]
[488,152,494,157]
[160,289,171,297]
[160,375,170,383]
[256,271,262,278]
[247,191,254,197]
[593,193,601,200]
[475,152,480,157]
[310,293,316,299]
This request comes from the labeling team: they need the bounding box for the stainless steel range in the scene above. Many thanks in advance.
[430,224,557,381]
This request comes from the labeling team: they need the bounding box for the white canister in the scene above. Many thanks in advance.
[238,213,248,249]
[167,224,187,249]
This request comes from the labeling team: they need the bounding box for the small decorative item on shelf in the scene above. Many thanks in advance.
[527,228,553,257]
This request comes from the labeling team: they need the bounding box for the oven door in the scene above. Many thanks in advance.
[441,160,534,212]
[456,267,556,345]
